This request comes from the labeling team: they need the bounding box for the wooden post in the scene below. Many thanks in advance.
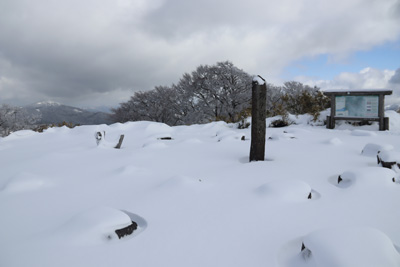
[250,75,266,162]
[384,117,389,131]
[115,135,125,149]
[378,94,385,131]
[327,95,336,129]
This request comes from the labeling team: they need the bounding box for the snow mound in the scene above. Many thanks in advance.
[144,123,173,136]
[58,207,136,245]
[378,150,400,162]
[325,137,342,145]
[180,138,202,144]
[333,167,396,188]
[361,143,393,157]
[115,165,149,176]
[301,227,400,267]
[2,172,51,193]
[159,175,204,188]
[283,128,312,134]
[149,133,173,140]
[199,120,229,132]
[351,130,377,136]
[387,110,400,131]
[268,132,296,141]
[142,141,168,149]
[255,180,314,202]
[217,130,245,142]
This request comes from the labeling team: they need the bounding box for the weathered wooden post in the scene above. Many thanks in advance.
[250,75,267,162]
[115,135,125,149]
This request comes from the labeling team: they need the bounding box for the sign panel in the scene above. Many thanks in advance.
[335,96,379,118]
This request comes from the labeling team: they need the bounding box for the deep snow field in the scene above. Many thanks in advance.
[1,111,400,267]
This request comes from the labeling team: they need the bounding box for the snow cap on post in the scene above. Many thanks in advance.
[253,75,265,85]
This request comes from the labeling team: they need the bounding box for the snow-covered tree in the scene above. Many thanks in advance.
[281,81,330,119]
[112,61,252,125]
[0,104,41,136]
[174,61,252,123]
[112,86,182,125]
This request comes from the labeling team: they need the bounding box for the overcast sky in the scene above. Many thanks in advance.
[1,0,400,109]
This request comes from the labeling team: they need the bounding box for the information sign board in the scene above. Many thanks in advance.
[335,96,379,118]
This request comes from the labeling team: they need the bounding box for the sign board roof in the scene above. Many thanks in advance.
[322,88,392,95]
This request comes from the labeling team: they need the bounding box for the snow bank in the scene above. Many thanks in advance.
[1,116,400,267]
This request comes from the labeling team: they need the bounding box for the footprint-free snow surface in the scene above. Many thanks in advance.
[1,113,400,267]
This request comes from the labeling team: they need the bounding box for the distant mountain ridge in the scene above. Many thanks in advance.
[24,101,113,125]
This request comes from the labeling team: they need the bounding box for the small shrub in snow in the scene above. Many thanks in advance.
[238,120,250,129]
[270,118,290,128]
[33,121,79,133]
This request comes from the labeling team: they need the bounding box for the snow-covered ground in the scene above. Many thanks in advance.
[1,111,400,267]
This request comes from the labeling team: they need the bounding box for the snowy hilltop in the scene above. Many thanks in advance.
[1,112,400,267]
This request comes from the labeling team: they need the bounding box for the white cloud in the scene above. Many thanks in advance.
[0,0,399,107]
[296,67,400,105]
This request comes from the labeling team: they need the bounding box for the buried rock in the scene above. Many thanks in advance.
[377,151,400,169]
[158,137,173,140]
[115,221,138,239]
